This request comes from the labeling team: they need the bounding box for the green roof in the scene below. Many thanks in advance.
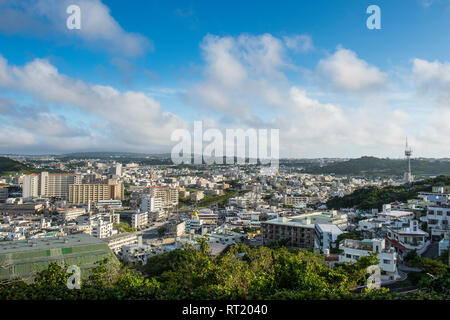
[0,234,118,283]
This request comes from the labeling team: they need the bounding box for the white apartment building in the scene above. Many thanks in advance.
[426,205,450,239]
[23,172,81,199]
[131,211,149,229]
[105,232,138,254]
[57,207,86,221]
[386,220,429,258]
[141,194,163,213]
[339,238,399,281]
[314,223,343,251]
[91,219,115,239]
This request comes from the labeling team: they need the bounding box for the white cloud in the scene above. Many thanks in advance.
[0,55,186,153]
[0,0,151,57]
[283,35,314,53]
[412,58,450,107]
[317,47,388,93]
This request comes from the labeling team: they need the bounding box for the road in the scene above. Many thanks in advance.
[422,241,439,258]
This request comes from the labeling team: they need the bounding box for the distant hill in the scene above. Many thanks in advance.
[0,157,33,175]
[326,175,450,210]
[303,156,450,177]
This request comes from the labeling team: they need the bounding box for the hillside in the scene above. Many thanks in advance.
[326,175,450,210]
[0,157,33,175]
[303,156,450,177]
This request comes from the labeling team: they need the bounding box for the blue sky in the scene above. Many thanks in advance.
[0,0,449,157]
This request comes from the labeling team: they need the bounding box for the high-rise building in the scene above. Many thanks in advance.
[68,180,124,204]
[22,172,81,199]
[0,186,8,202]
[141,194,163,213]
[147,186,178,208]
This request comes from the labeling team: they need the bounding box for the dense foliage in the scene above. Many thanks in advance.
[327,175,450,210]
[303,156,450,177]
[0,157,33,175]
[0,240,448,300]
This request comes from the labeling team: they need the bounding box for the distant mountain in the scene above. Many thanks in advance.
[0,157,33,175]
[302,156,450,177]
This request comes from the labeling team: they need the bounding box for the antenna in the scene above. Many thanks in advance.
[404,137,413,183]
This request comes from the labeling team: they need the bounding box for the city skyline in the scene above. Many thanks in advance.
[0,0,449,158]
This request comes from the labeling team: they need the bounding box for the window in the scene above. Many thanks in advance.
[346,254,351,258]
[383,259,391,264]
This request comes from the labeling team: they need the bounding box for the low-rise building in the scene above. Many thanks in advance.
[261,216,315,249]
[339,238,399,281]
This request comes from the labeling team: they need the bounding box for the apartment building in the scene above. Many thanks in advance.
[147,186,178,208]
[68,179,124,204]
[314,223,343,251]
[386,220,429,258]
[141,194,163,213]
[426,205,450,239]
[131,211,148,229]
[91,219,115,239]
[261,216,315,249]
[22,172,81,199]
[339,238,399,281]
[104,232,138,254]
[0,185,8,202]
[57,207,86,221]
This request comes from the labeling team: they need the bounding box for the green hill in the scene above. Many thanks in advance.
[326,175,450,210]
[0,157,33,175]
[303,156,450,177]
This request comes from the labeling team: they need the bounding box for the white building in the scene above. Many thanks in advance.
[386,220,429,259]
[339,238,399,281]
[131,211,148,229]
[426,205,450,239]
[141,194,163,213]
[105,232,138,254]
[314,224,343,251]
[91,219,115,239]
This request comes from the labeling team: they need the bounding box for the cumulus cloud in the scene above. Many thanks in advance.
[0,0,151,57]
[187,34,417,157]
[412,58,450,107]
[0,55,186,153]
[317,47,388,93]
[283,35,314,53]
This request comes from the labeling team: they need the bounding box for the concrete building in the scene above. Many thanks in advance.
[131,211,148,229]
[141,194,163,213]
[0,185,9,202]
[386,220,429,259]
[91,219,115,239]
[104,232,138,254]
[314,223,343,251]
[147,186,178,208]
[68,180,124,204]
[57,207,86,221]
[338,238,399,281]
[23,172,82,200]
[426,205,450,239]
[261,216,315,249]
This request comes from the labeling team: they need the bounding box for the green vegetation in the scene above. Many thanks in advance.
[304,156,450,177]
[113,222,134,233]
[0,157,33,175]
[327,175,450,210]
[1,239,448,300]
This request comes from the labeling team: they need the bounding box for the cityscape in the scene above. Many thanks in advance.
[0,0,449,312]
